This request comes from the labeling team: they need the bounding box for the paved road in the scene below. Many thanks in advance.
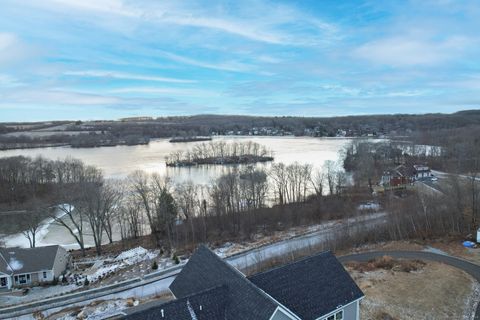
[339,251,480,320]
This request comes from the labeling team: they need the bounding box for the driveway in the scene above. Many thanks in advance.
[339,251,480,320]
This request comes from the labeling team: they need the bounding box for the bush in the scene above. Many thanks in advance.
[173,254,180,265]
[51,277,58,285]
[84,278,90,286]
[152,260,158,270]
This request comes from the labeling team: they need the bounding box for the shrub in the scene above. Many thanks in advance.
[84,278,90,286]
[152,260,158,270]
[173,254,180,265]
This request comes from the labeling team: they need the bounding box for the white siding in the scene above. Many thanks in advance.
[38,270,54,282]
[318,298,363,320]
[52,246,69,278]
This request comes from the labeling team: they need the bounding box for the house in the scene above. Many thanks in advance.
[413,164,431,180]
[125,245,364,320]
[375,165,414,193]
[0,245,70,290]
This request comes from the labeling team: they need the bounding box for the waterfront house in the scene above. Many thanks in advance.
[126,245,364,320]
[0,245,69,289]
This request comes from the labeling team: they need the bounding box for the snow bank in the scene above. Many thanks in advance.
[1,204,72,248]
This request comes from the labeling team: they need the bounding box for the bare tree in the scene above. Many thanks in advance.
[176,182,199,248]
[21,199,47,248]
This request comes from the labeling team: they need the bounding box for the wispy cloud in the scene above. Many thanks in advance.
[64,70,196,83]
[0,88,121,106]
[157,51,254,73]
[1,0,479,120]
[0,74,23,88]
[29,0,337,46]
[109,86,220,98]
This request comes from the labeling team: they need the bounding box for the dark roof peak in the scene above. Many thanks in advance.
[248,250,364,320]
[170,244,278,320]
[250,250,333,278]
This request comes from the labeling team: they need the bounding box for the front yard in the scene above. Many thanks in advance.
[346,257,479,320]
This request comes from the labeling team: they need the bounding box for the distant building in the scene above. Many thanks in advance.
[0,245,70,290]
[413,165,431,180]
[375,165,414,193]
[126,245,364,320]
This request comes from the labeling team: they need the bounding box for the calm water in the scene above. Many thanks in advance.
[0,136,355,248]
[0,136,353,184]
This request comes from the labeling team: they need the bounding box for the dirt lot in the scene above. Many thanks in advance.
[346,257,479,320]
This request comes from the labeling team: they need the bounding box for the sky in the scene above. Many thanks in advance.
[1,0,480,122]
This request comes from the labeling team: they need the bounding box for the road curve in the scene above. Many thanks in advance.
[339,251,480,320]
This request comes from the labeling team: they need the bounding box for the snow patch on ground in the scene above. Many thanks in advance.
[81,247,159,283]
[1,204,72,248]
[54,299,132,320]
[423,246,449,256]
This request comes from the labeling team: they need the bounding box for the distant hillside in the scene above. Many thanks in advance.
[1,110,479,150]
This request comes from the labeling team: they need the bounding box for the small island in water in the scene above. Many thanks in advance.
[166,141,274,167]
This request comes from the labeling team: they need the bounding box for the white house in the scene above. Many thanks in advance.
[0,245,69,290]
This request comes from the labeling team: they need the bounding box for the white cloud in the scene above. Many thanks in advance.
[0,33,17,51]
[354,35,471,67]
[0,33,29,66]
[64,70,196,83]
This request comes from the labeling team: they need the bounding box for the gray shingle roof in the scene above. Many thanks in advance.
[125,285,228,320]
[170,245,278,320]
[248,251,364,320]
[0,245,62,275]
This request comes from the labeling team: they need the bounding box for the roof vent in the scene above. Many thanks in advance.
[199,305,203,311]
[161,309,164,317]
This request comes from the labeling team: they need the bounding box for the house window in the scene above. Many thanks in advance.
[326,310,343,320]
[16,274,31,284]
[43,271,47,279]
[0,277,7,287]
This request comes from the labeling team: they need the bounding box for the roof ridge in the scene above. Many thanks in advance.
[0,249,14,275]
[198,245,301,318]
[178,284,227,301]
[248,250,332,279]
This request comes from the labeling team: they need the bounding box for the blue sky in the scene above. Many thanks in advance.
[1,0,480,121]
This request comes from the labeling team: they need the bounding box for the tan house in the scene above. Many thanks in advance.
[0,245,70,290]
